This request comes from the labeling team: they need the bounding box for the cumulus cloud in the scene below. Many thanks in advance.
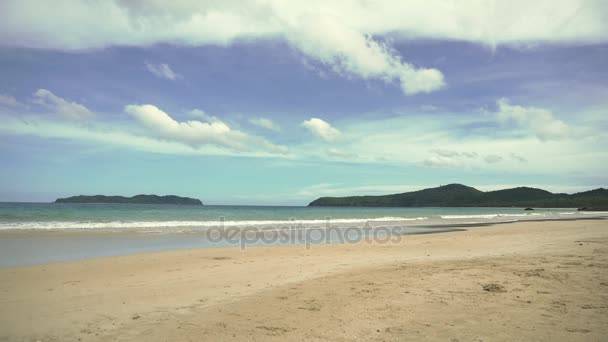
[250,117,279,131]
[496,98,569,140]
[0,94,19,107]
[125,104,287,154]
[33,89,94,120]
[145,62,181,80]
[302,118,341,142]
[484,154,503,164]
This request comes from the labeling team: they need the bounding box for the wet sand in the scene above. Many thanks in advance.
[1,219,607,341]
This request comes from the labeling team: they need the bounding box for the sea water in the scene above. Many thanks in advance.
[0,202,606,266]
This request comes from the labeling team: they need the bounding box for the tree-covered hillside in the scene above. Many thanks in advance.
[308,184,608,208]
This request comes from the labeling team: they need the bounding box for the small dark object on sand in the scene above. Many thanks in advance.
[482,283,506,292]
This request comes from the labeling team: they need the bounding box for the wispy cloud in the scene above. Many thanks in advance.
[145,63,181,80]
[496,98,569,141]
[290,100,606,177]
[32,89,94,121]
[1,91,606,181]
[0,113,289,158]
[249,117,280,131]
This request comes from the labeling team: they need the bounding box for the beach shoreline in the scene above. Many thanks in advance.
[1,219,607,341]
[1,216,605,268]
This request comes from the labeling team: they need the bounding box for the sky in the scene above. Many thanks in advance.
[0,0,607,205]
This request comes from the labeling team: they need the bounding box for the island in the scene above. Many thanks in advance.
[55,195,203,205]
[308,184,608,208]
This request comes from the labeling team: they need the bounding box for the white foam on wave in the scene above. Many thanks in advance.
[0,216,429,230]
[0,211,604,231]
[438,211,597,220]
[440,213,545,219]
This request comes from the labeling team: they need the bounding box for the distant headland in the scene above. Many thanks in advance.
[308,184,608,208]
[55,195,203,205]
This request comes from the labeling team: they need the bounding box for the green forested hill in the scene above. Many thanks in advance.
[55,195,203,205]
[308,184,608,208]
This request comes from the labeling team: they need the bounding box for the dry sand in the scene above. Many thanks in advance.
[1,219,607,341]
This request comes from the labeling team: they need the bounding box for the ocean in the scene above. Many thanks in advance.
[0,202,606,267]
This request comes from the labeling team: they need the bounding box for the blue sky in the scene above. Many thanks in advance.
[1,1,607,204]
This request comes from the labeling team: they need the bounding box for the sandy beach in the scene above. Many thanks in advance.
[1,219,607,341]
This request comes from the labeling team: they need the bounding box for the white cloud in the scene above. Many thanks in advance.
[33,89,94,121]
[2,98,606,181]
[284,15,444,94]
[250,117,279,131]
[0,113,290,158]
[4,2,606,94]
[34,2,604,94]
[4,1,605,47]
[6,1,606,96]
[145,62,181,80]
[496,98,569,141]
[125,104,287,154]
[0,94,19,107]
[302,118,341,142]
[291,102,605,177]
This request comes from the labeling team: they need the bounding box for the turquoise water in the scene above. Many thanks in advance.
[0,202,603,231]
[1,203,605,267]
